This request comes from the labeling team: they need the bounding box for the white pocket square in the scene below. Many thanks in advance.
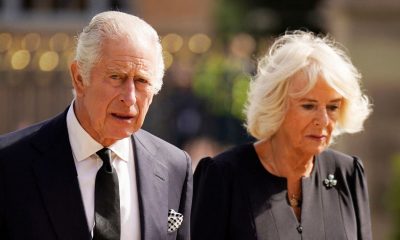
[168,209,183,233]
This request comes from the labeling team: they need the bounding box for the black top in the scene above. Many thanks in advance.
[191,143,372,240]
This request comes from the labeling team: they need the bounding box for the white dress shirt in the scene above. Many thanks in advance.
[66,103,141,240]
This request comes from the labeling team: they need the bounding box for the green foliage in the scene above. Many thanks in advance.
[192,52,250,120]
[215,0,249,41]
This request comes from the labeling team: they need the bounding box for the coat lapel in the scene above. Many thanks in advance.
[133,130,168,240]
[243,145,300,239]
[245,168,290,239]
[242,147,283,239]
[31,110,90,240]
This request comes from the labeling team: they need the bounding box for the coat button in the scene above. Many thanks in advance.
[297,225,303,233]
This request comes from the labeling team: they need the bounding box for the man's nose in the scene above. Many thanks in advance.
[119,80,136,106]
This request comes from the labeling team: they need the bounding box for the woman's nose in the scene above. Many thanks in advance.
[314,108,329,127]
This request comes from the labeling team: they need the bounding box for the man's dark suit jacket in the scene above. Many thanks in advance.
[0,109,193,240]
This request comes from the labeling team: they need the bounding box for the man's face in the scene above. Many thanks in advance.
[71,37,158,146]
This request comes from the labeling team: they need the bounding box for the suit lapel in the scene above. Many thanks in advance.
[133,130,168,240]
[31,110,90,240]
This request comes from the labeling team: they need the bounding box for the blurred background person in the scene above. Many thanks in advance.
[191,30,372,240]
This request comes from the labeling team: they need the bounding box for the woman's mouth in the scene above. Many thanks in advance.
[307,134,327,141]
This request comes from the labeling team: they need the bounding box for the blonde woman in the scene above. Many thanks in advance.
[192,31,372,240]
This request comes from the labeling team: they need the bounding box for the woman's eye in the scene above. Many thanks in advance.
[301,104,315,110]
[327,105,339,111]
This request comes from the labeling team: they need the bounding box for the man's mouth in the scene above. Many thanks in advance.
[111,113,135,120]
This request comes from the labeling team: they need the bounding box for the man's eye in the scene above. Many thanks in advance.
[301,104,315,110]
[135,78,149,84]
[110,75,121,80]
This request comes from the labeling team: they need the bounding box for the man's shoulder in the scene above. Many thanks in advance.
[0,119,53,168]
[134,129,185,155]
[0,120,48,150]
[0,110,67,151]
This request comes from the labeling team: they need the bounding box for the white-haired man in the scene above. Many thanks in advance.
[0,11,192,240]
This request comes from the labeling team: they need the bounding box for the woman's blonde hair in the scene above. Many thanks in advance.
[245,30,372,140]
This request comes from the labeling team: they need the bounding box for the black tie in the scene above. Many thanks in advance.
[93,148,121,240]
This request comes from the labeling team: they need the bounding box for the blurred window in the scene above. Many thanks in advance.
[22,0,88,11]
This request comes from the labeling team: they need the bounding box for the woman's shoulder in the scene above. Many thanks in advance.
[214,142,255,161]
[195,142,256,174]
[319,148,366,176]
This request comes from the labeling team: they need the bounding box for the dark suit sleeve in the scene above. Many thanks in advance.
[177,151,193,240]
[0,157,6,237]
[191,157,231,240]
[351,157,373,240]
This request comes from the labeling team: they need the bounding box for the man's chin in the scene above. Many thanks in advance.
[118,128,140,138]
[101,129,136,143]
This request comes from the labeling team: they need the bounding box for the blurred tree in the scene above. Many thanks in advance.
[193,52,250,120]
[215,0,325,40]
[386,153,400,239]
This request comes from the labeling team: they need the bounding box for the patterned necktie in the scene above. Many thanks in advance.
[93,148,120,240]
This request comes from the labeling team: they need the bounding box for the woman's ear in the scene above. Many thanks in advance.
[70,61,85,97]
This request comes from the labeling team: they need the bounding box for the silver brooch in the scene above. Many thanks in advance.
[323,174,337,188]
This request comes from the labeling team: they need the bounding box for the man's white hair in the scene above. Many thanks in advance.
[74,11,164,94]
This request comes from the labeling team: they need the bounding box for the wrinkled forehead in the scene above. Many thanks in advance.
[99,37,158,76]
[106,58,154,78]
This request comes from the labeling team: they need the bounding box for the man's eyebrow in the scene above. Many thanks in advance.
[137,69,152,79]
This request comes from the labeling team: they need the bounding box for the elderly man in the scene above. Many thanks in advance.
[0,11,192,240]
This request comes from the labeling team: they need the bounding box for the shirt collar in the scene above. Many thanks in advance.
[66,101,131,162]
[108,138,130,162]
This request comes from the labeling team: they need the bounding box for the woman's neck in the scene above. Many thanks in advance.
[255,138,314,179]
[254,138,315,221]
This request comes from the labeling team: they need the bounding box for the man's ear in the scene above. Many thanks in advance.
[70,61,85,97]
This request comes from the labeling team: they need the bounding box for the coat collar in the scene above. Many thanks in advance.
[31,108,91,240]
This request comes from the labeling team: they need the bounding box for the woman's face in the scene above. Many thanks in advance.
[274,74,343,156]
